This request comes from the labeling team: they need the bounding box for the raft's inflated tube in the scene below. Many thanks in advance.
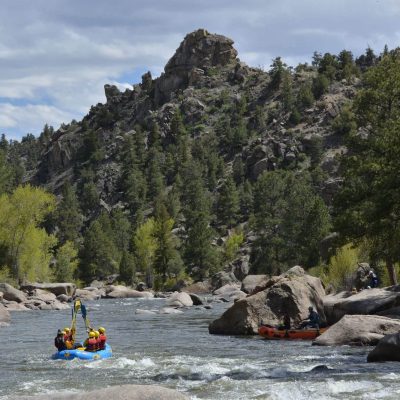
[52,343,112,360]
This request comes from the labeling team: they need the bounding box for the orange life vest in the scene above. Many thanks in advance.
[98,334,107,350]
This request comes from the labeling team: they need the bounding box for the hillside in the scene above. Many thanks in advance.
[1,29,381,286]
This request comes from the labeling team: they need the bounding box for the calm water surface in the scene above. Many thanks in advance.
[1,298,400,399]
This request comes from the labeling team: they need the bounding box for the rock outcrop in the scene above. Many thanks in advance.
[0,303,10,326]
[241,275,269,294]
[20,283,76,297]
[209,266,326,335]
[313,315,400,346]
[105,285,154,299]
[367,333,400,362]
[11,384,189,400]
[155,29,238,104]
[0,283,27,303]
[324,287,400,325]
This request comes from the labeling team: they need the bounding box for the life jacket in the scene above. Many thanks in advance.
[65,340,73,350]
[86,338,97,352]
[98,334,107,350]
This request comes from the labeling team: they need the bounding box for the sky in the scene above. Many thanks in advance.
[1,0,400,140]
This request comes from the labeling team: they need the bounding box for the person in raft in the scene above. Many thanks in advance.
[84,331,98,352]
[63,327,74,349]
[299,306,320,329]
[98,327,107,350]
[277,314,291,330]
[54,329,67,351]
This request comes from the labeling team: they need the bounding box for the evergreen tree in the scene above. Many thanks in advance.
[56,182,82,244]
[79,212,119,282]
[153,202,182,282]
[217,176,240,227]
[119,250,136,285]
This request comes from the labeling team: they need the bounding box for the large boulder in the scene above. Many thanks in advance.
[181,280,212,294]
[75,289,102,301]
[30,289,57,302]
[313,315,400,346]
[213,284,247,302]
[0,283,27,303]
[0,303,10,326]
[209,266,326,335]
[166,292,193,308]
[367,333,400,362]
[324,287,400,325]
[241,275,269,294]
[20,283,76,297]
[12,384,189,399]
[211,271,239,291]
[106,286,154,299]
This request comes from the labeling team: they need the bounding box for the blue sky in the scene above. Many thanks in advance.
[1,0,400,140]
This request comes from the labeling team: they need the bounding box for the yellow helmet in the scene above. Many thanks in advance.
[64,327,70,333]
[61,331,66,335]
[98,327,105,334]
[89,331,96,338]
[94,331,100,338]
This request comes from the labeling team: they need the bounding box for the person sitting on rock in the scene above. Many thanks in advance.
[367,270,379,288]
[300,306,320,329]
[98,327,107,350]
[54,329,67,351]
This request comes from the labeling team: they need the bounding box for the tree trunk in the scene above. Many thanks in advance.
[386,259,397,286]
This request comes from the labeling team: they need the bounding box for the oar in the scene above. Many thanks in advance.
[81,303,92,332]
[70,299,81,342]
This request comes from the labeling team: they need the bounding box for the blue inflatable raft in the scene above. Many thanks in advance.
[52,343,112,360]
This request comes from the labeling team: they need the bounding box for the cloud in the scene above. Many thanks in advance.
[1,0,400,139]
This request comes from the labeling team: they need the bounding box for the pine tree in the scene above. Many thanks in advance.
[119,250,136,285]
[56,182,83,245]
[153,202,182,282]
[217,176,240,227]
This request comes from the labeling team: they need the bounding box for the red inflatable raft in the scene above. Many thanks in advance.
[258,325,327,340]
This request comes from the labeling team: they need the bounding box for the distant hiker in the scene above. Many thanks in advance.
[368,270,378,288]
[300,306,320,329]
[54,329,67,351]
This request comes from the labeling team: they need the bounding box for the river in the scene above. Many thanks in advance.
[1,298,400,399]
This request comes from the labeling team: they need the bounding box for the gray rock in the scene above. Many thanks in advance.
[20,283,76,297]
[182,280,212,294]
[188,293,203,305]
[135,309,157,315]
[75,289,101,301]
[209,267,326,335]
[166,292,193,307]
[0,303,10,326]
[367,333,400,362]
[231,256,250,281]
[211,271,239,290]
[11,384,189,399]
[324,287,400,325]
[0,283,27,303]
[2,300,29,311]
[313,315,400,346]
[159,307,184,314]
[241,275,269,294]
[106,286,154,299]
[57,294,71,303]
[30,289,57,302]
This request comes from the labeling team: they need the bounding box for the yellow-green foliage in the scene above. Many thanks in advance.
[224,230,244,263]
[0,185,56,282]
[133,218,157,273]
[55,241,78,282]
[309,244,361,291]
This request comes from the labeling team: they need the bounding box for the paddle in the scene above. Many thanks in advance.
[70,299,81,342]
[81,303,92,332]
